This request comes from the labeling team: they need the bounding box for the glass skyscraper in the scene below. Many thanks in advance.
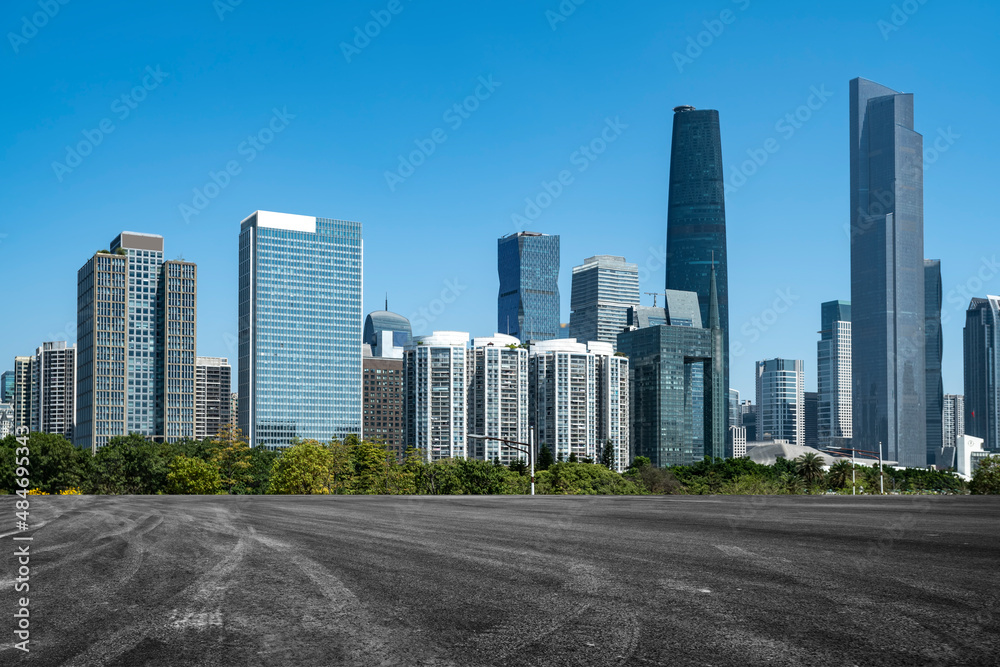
[850,77,926,467]
[817,300,852,449]
[755,359,805,445]
[665,106,730,422]
[925,260,943,464]
[497,232,560,342]
[963,296,1000,453]
[238,211,363,449]
[568,255,639,349]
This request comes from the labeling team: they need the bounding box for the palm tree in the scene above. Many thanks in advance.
[794,452,827,491]
[863,465,886,494]
[779,472,805,495]
[826,460,854,490]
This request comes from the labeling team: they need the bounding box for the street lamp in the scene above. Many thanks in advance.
[828,445,884,495]
[468,428,535,496]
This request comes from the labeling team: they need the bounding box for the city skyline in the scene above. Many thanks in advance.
[2,3,996,408]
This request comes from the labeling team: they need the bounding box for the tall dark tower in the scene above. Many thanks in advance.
[666,105,730,424]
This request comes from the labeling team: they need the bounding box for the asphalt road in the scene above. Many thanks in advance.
[1,495,998,666]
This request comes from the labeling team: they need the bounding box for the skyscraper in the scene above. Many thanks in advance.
[467,334,529,466]
[30,342,76,440]
[943,394,965,449]
[817,300,852,449]
[964,296,1000,452]
[850,77,926,467]
[497,232,560,342]
[665,105,730,424]
[404,331,469,461]
[76,233,198,450]
[363,307,412,359]
[803,391,819,448]
[925,260,943,464]
[363,355,405,460]
[195,357,232,440]
[238,211,363,449]
[568,255,639,348]
[755,359,804,445]
[12,356,30,432]
[0,370,14,405]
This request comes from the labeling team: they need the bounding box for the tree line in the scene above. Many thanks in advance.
[1,429,996,495]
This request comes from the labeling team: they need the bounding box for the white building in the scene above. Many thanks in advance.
[467,334,529,465]
[729,425,747,458]
[0,403,13,439]
[29,342,77,441]
[756,358,805,446]
[956,434,989,479]
[404,331,469,461]
[529,339,629,470]
[817,301,852,448]
[943,394,965,448]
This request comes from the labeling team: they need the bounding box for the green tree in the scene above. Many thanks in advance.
[600,440,614,468]
[779,472,805,495]
[267,439,336,494]
[245,447,280,494]
[794,452,827,490]
[166,455,221,494]
[970,456,1000,494]
[210,425,252,493]
[537,444,555,471]
[826,460,854,490]
[351,439,394,494]
[0,433,90,494]
[568,452,579,463]
[90,434,174,494]
[536,461,645,495]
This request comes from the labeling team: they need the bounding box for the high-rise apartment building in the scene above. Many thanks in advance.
[817,300,852,449]
[666,105,730,425]
[12,356,31,432]
[76,233,198,450]
[404,331,469,461]
[363,356,405,460]
[925,260,943,464]
[0,370,13,405]
[467,334,529,466]
[195,357,232,440]
[943,394,965,449]
[568,255,639,349]
[497,232,560,342]
[964,296,1000,452]
[0,403,12,439]
[238,211,363,449]
[30,342,76,440]
[850,77,926,467]
[756,359,804,445]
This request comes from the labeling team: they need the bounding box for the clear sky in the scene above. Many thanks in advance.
[2,0,998,400]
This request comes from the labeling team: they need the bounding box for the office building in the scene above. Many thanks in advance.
[195,357,232,440]
[238,211,363,448]
[817,300,852,449]
[730,425,747,458]
[804,391,818,448]
[497,232,560,342]
[76,233,198,450]
[943,394,964,449]
[956,434,987,479]
[740,401,757,443]
[964,296,1000,452]
[0,370,13,404]
[467,334,529,466]
[925,260,943,464]
[0,403,12,439]
[363,355,405,460]
[404,331,468,461]
[596,341,630,473]
[30,342,76,440]
[617,273,725,467]
[756,359,804,445]
[729,388,741,429]
[666,105,730,429]
[364,305,411,359]
[230,393,238,428]
[12,356,30,432]
[850,77,926,467]
[568,255,639,349]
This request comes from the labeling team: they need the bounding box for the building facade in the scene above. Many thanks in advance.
[12,356,31,432]
[195,357,232,440]
[850,77,926,467]
[817,300,852,449]
[925,260,943,464]
[0,370,13,405]
[497,232,560,342]
[404,331,468,461]
[238,211,363,448]
[0,403,12,439]
[568,255,639,349]
[159,260,197,442]
[803,391,818,448]
[364,307,412,359]
[467,334,529,466]
[363,356,405,460]
[666,105,730,426]
[943,394,964,449]
[755,359,805,446]
[964,296,1000,452]
[30,342,76,440]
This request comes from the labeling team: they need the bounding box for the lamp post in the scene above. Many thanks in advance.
[468,429,535,496]
[828,446,885,495]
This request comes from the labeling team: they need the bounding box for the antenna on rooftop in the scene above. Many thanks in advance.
[644,292,662,308]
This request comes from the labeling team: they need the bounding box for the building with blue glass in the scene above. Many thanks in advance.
[0,370,14,405]
[497,232,560,342]
[925,260,943,464]
[817,300,852,450]
[665,106,730,423]
[238,211,363,449]
[849,77,926,467]
[363,307,411,359]
[755,358,805,445]
[964,296,1000,453]
[569,255,639,349]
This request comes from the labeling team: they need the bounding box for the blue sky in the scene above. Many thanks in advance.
[1,0,997,399]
